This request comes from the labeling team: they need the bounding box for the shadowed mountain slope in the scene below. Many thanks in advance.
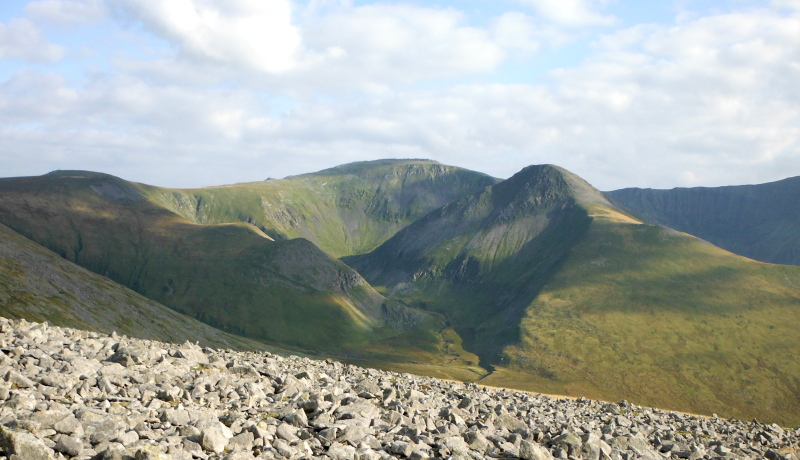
[349,164,800,425]
[0,171,395,353]
[143,159,499,257]
[0,223,275,351]
[606,176,800,265]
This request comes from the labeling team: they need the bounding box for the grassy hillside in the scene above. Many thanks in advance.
[606,176,800,266]
[347,165,610,363]
[0,223,275,351]
[4,162,800,425]
[142,159,498,257]
[351,165,800,426]
[0,169,486,376]
[485,219,800,426]
[0,171,390,352]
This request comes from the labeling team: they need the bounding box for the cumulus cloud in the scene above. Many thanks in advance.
[515,0,617,27]
[1,2,798,190]
[298,4,509,87]
[109,0,303,73]
[0,19,65,62]
[109,0,540,92]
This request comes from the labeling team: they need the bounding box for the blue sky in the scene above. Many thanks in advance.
[1,0,798,189]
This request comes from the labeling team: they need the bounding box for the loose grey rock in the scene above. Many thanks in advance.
[0,317,795,460]
[0,425,55,459]
[201,426,229,454]
[54,434,83,457]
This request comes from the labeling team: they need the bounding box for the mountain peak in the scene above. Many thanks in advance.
[289,159,445,178]
[491,164,611,212]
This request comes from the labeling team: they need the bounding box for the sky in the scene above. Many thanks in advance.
[1,0,799,190]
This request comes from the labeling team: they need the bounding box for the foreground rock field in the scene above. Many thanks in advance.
[0,317,797,460]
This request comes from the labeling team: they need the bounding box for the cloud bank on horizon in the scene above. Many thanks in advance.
[1,0,798,189]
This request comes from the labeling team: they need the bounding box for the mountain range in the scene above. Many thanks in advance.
[1,160,799,426]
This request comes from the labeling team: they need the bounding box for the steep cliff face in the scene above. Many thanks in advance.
[606,176,800,265]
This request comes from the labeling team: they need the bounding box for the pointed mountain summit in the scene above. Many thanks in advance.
[2,162,800,425]
[347,164,614,360]
[349,164,800,425]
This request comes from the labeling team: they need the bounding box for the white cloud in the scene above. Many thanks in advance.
[772,0,800,10]
[298,4,509,87]
[516,0,617,27]
[110,0,303,73]
[491,12,541,54]
[25,0,107,25]
[109,1,540,92]
[0,18,65,62]
[1,2,798,191]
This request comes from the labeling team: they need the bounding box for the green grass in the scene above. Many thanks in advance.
[0,172,392,353]
[141,159,498,258]
[0,223,280,352]
[349,165,800,426]
[488,217,800,426]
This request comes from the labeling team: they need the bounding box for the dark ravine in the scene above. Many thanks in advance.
[1,317,798,460]
[606,176,800,266]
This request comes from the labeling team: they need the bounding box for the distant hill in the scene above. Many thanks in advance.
[0,223,274,351]
[606,176,800,266]
[0,164,487,379]
[143,159,498,257]
[349,165,800,425]
[0,171,391,353]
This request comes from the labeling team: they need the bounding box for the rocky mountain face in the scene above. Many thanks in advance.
[1,317,798,460]
[606,176,800,266]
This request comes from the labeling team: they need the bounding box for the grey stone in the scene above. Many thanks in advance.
[520,440,555,460]
[53,414,84,436]
[0,426,55,460]
[201,426,229,454]
[328,441,357,460]
[54,434,84,457]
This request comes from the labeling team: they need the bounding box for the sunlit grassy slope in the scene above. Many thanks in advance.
[0,166,486,371]
[351,165,800,426]
[142,159,499,257]
[486,217,800,426]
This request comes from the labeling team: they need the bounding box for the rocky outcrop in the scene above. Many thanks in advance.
[0,317,798,460]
